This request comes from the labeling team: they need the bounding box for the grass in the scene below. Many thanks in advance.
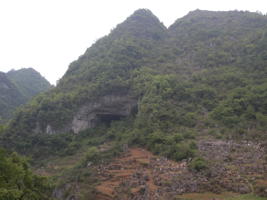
[175,193,266,200]
[227,194,267,200]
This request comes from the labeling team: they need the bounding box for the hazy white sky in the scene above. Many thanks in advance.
[0,0,266,84]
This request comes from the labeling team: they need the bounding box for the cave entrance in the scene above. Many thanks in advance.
[96,113,124,126]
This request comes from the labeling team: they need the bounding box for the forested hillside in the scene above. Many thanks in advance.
[0,72,25,122]
[0,68,51,123]
[1,9,267,199]
[7,68,51,101]
[0,148,53,199]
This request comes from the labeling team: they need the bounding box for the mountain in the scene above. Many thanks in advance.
[0,72,25,122]
[0,68,51,123]
[1,9,267,199]
[6,68,51,100]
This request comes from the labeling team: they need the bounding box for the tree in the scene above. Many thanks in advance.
[0,148,53,200]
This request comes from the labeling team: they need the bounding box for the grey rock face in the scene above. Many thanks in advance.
[71,94,137,133]
[46,125,55,134]
[36,94,137,134]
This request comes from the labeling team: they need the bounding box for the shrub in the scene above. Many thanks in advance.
[173,133,184,143]
[182,130,196,139]
[172,143,195,161]
[0,148,53,199]
[80,147,99,167]
[189,157,208,172]
[85,147,99,162]
[254,180,267,197]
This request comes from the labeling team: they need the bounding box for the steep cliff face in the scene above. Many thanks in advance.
[37,94,137,134]
[71,94,137,133]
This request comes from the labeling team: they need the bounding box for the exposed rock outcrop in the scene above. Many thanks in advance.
[71,94,137,133]
[36,94,137,134]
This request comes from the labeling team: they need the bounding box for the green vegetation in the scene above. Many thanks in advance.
[5,10,267,136]
[0,9,267,199]
[188,157,208,172]
[0,68,51,124]
[1,8,267,170]
[0,148,53,199]
[228,194,267,200]
[254,180,267,197]
[0,72,25,123]
[7,68,51,100]
[176,192,267,200]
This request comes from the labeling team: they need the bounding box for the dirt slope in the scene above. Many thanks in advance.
[95,148,187,200]
[94,140,267,200]
[36,140,267,200]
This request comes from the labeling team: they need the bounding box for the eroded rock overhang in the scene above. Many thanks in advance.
[71,94,137,134]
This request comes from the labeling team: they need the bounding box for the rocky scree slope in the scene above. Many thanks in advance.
[47,140,266,200]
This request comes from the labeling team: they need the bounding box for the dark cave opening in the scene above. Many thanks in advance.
[96,113,124,126]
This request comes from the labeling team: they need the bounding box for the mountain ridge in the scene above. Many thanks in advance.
[0,72,25,122]
[0,68,51,123]
[3,8,267,151]
[7,68,51,99]
[1,9,267,199]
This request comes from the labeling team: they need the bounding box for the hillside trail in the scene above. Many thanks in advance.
[95,147,187,200]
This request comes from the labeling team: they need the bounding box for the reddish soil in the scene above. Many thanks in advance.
[95,148,187,200]
[94,140,267,199]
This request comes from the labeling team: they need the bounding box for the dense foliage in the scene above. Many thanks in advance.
[0,72,25,123]
[0,9,267,200]
[7,68,51,101]
[0,68,51,123]
[1,9,267,162]
[0,148,53,199]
